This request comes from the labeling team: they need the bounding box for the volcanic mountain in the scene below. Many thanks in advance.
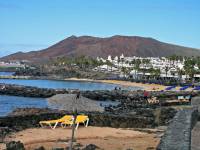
[1,35,200,62]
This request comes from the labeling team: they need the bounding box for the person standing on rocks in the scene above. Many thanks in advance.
[143,90,149,101]
[76,91,81,99]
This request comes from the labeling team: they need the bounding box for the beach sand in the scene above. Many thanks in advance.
[66,78,167,91]
[2,127,160,150]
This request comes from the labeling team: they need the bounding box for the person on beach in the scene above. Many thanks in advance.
[76,91,81,99]
[143,90,149,100]
[0,84,5,90]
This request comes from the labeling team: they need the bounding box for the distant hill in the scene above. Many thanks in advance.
[1,35,200,62]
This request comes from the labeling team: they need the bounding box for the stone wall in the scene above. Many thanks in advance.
[157,108,198,150]
[191,97,200,112]
[0,112,154,132]
[1,83,199,99]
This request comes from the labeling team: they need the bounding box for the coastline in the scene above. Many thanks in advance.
[65,78,167,91]
[0,75,166,91]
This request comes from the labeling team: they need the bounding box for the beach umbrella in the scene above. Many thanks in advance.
[48,93,103,149]
[48,94,104,112]
[69,92,79,150]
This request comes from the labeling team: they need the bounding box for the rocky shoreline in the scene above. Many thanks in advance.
[1,83,196,149]
[1,83,198,99]
[0,107,176,138]
[0,83,198,115]
[0,83,70,98]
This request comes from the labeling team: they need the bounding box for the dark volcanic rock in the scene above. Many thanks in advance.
[9,108,61,116]
[82,144,99,150]
[1,106,177,132]
[0,111,155,130]
[159,107,177,125]
[0,127,14,143]
[52,148,64,150]
[0,83,69,98]
[34,146,46,150]
[6,141,25,150]
[1,83,199,102]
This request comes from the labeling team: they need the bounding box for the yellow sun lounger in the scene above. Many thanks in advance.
[61,115,89,130]
[39,115,73,129]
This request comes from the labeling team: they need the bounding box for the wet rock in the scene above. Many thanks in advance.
[146,147,155,150]
[0,127,14,143]
[82,144,99,150]
[0,83,69,98]
[52,148,64,150]
[159,108,177,125]
[34,146,46,150]
[6,141,25,150]
[0,109,156,132]
[9,108,59,116]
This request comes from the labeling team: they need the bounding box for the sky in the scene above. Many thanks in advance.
[0,0,200,57]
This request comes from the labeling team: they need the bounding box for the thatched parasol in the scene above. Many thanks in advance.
[48,93,103,149]
[48,94,104,113]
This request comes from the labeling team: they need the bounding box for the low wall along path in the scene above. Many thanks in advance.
[158,97,200,150]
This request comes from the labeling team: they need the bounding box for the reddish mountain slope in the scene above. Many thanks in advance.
[1,35,200,62]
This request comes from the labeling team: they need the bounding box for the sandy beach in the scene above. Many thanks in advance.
[2,127,160,150]
[66,78,167,91]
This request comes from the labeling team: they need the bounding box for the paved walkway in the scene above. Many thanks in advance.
[191,122,200,150]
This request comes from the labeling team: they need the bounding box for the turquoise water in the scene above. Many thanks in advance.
[0,72,14,76]
[0,79,140,91]
[0,95,120,116]
[0,72,135,116]
[0,95,47,116]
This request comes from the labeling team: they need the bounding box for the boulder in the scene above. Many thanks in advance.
[6,141,25,150]
[82,144,99,150]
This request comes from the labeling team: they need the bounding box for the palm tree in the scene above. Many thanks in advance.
[120,57,125,68]
[141,59,150,79]
[196,57,200,71]
[134,59,141,79]
[97,59,104,71]
[177,56,183,62]
[184,57,196,82]
[168,55,177,65]
[106,60,113,72]
[149,68,160,79]
[129,59,136,78]
[121,67,128,77]
[164,66,170,78]
[177,67,184,83]
[117,57,120,69]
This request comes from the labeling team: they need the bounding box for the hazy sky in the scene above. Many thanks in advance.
[0,0,200,57]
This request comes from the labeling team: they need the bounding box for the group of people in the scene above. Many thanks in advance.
[143,90,149,100]
[0,84,6,90]
[114,86,121,90]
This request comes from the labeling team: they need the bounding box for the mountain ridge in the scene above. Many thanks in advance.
[1,35,200,62]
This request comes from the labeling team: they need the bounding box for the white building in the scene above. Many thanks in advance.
[95,54,200,80]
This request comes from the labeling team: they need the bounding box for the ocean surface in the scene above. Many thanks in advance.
[0,95,47,116]
[0,78,140,91]
[0,72,135,116]
[0,95,120,116]
[0,72,14,76]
